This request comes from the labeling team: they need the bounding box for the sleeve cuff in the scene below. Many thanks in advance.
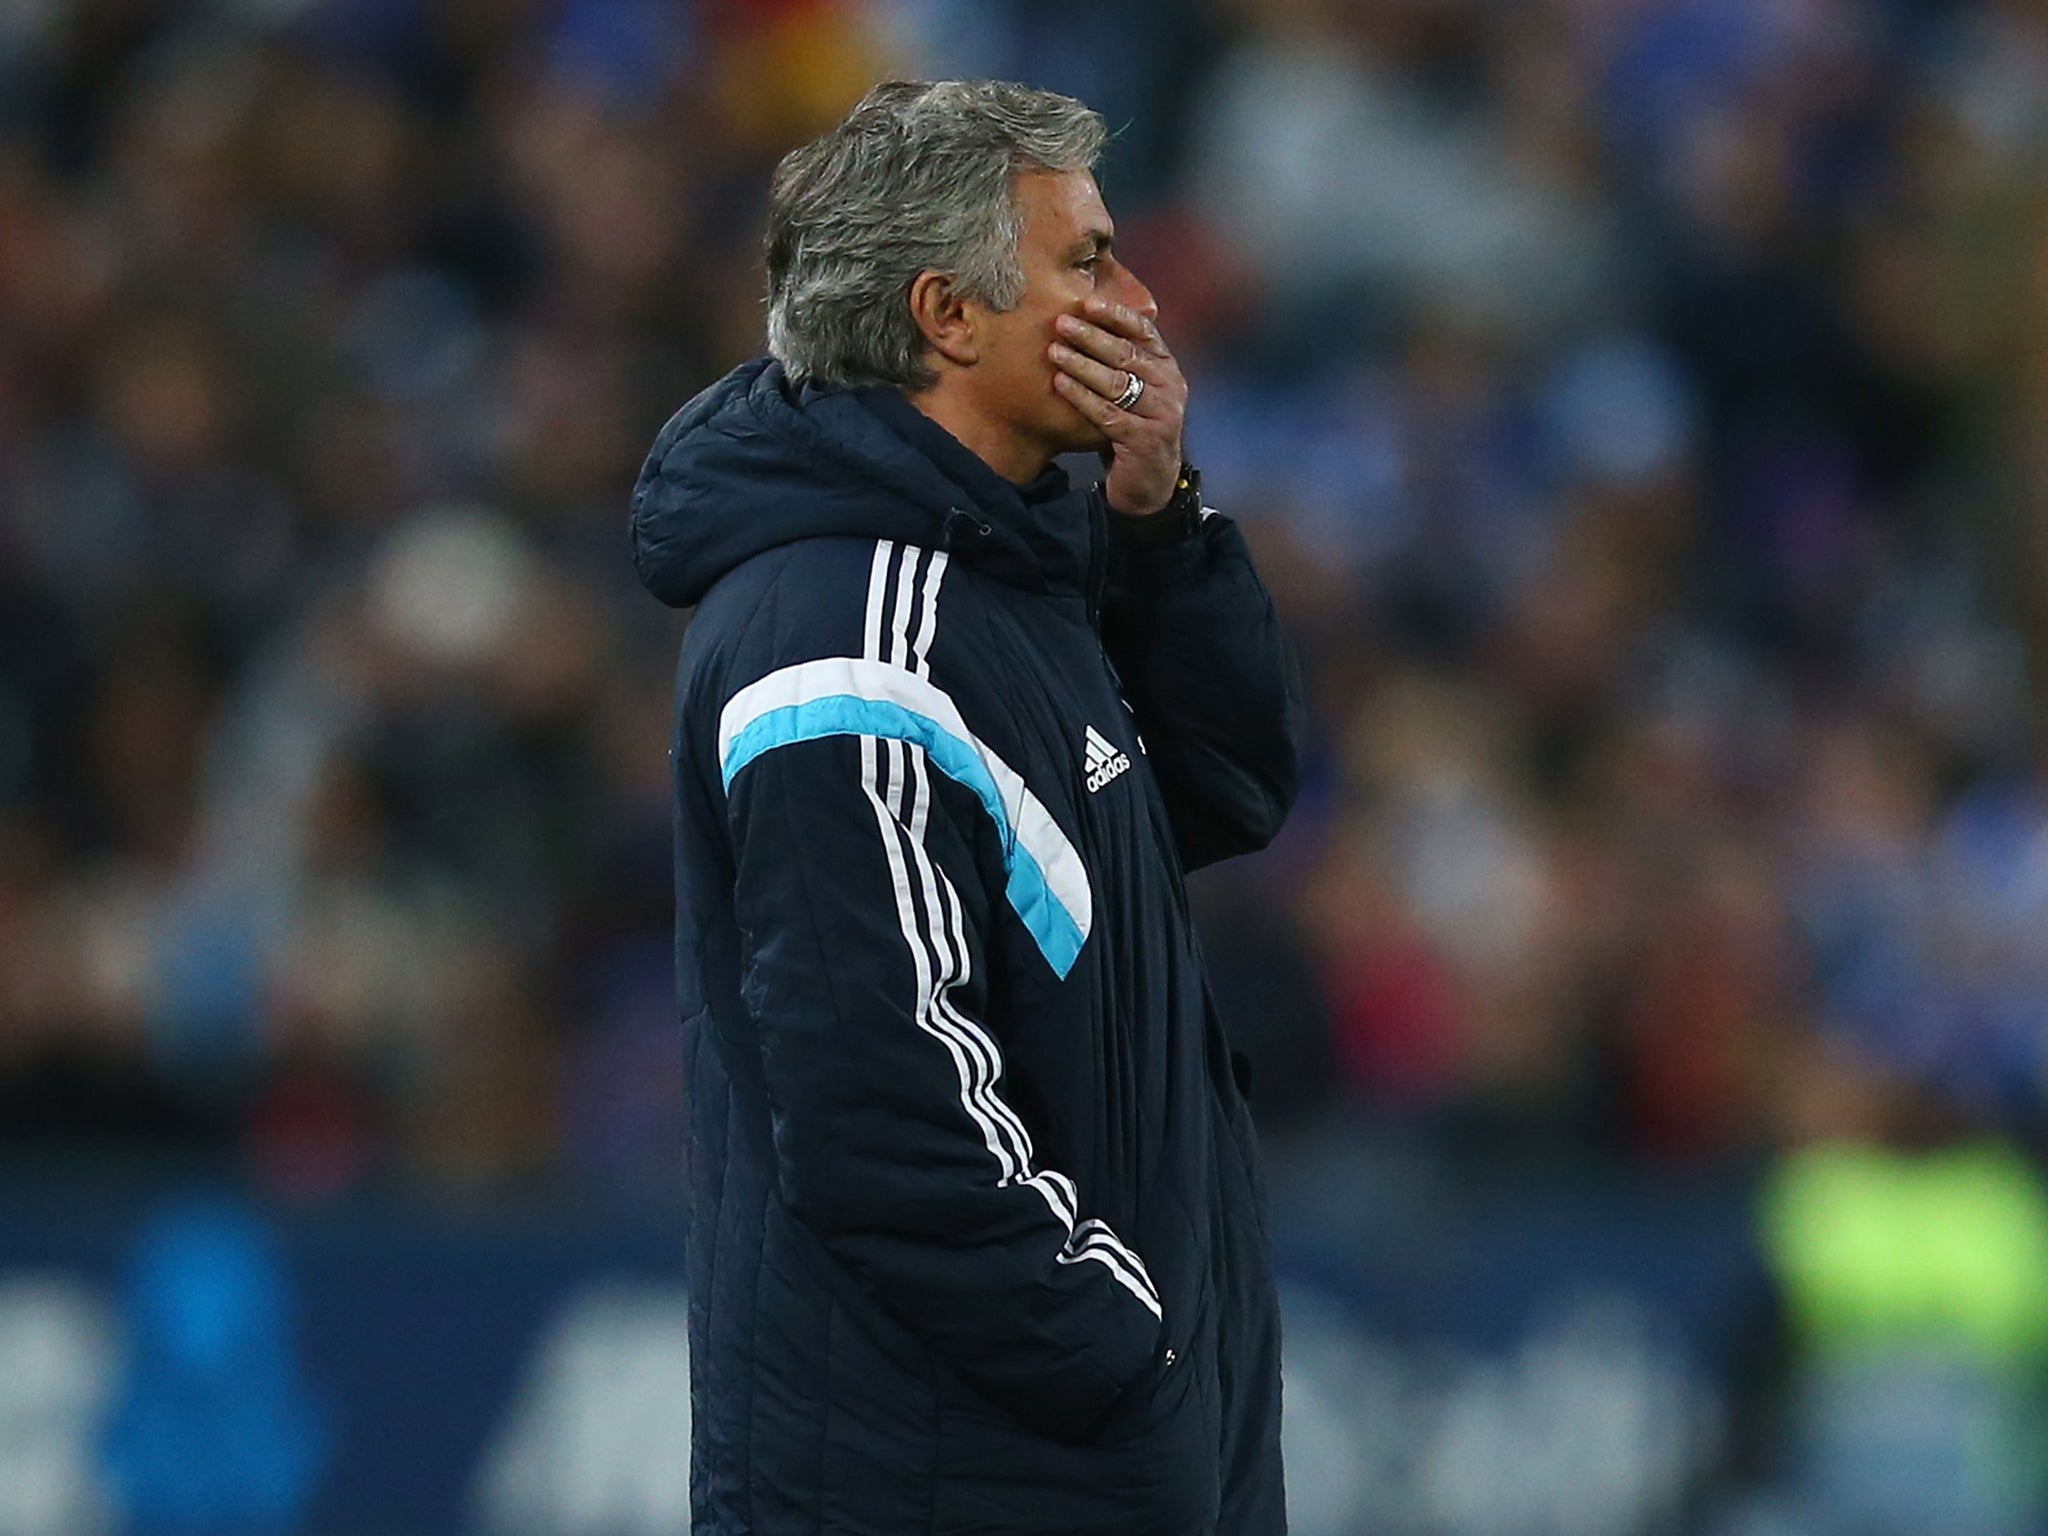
[1107,511,1221,594]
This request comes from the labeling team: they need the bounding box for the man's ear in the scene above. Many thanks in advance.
[909,271,978,367]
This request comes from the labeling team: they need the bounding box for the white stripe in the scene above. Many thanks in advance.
[861,730,1023,1184]
[1067,1218,1161,1309]
[837,542,1155,1320]
[882,558,1021,1180]
[1038,1168,1080,1216]
[907,737,930,844]
[881,848,1026,1176]
[887,544,919,668]
[885,550,1066,1202]
[885,553,1050,1201]
[861,546,1033,1177]
[904,813,1039,1187]
[889,734,1007,1161]
[1063,1229,1155,1298]
[863,540,894,662]
[912,550,948,680]
[898,751,980,1106]
[929,862,1051,1194]
[1022,1171,1078,1230]
[718,656,1093,945]
[1060,1247,1164,1319]
[868,551,1033,1190]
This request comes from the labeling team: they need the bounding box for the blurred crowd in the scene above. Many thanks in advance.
[1,0,2046,1205]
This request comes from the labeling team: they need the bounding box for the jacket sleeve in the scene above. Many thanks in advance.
[722,717,1164,1435]
[1099,511,1306,872]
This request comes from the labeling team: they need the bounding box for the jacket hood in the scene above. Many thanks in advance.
[631,357,1097,610]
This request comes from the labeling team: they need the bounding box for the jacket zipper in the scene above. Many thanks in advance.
[1084,489,1109,630]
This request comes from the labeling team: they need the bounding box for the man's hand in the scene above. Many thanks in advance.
[1048,296,1187,517]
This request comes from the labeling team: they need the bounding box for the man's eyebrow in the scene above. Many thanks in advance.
[1067,229,1114,259]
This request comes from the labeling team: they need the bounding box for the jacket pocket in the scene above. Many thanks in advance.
[1089,1335,1195,1449]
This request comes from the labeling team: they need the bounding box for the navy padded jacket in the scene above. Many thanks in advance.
[631,359,1303,1535]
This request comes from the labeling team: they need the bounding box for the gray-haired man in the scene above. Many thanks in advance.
[633,79,1301,1534]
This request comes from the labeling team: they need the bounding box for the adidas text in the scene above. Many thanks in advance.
[1084,726,1132,794]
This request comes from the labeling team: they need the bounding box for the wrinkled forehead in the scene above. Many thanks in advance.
[1013,167,1112,249]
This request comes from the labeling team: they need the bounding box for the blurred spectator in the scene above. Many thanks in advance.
[1733,1047,2048,1535]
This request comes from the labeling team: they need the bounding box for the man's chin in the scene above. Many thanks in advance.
[1049,410,1111,457]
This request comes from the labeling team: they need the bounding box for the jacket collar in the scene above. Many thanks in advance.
[631,358,1102,612]
[850,385,1097,601]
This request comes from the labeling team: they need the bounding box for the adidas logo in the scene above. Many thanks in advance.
[1083,725,1132,794]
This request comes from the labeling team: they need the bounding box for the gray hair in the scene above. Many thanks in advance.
[765,79,1106,391]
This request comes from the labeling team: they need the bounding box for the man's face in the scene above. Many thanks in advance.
[966,168,1158,465]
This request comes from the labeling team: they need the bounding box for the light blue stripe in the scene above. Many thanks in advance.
[722,696,1088,978]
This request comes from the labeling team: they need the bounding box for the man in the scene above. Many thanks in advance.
[631,79,1302,1535]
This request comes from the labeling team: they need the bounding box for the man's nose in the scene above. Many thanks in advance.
[1112,261,1159,324]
